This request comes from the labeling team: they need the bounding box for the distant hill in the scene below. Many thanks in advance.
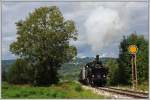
[2,57,117,80]
[2,60,16,72]
[59,57,117,80]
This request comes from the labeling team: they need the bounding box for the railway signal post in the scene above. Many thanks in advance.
[128,45,138,90]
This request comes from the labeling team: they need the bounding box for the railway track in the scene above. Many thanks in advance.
[97,87,149,99]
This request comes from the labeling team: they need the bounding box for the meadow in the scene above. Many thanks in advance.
[2,81,105,99]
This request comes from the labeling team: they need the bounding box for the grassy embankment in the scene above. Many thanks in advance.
[2,81,105,99]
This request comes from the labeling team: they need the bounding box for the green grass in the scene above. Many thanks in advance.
[113,81,149,92]
[137,81,149,91]
[2,81,105,99]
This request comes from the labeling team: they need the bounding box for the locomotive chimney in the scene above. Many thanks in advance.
[96,55,99,62]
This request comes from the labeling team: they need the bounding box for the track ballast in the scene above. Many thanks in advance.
[97,87,148,99]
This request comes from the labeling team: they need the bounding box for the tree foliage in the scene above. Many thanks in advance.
[8,59,29,84]
[2,70,7,82]
[118,32,148,85]
[106,59,119,85]
[118,36,131,85]
[9,6,78,86]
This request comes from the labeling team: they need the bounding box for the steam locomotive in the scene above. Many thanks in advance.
[79,55,108,86]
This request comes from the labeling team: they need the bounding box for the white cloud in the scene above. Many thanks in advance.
[2,2,148,59]
[76,2,148,57]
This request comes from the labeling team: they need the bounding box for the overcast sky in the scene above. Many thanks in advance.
[2,1,148,60]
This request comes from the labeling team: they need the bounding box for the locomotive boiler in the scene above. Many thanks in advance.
[79,55,108,86]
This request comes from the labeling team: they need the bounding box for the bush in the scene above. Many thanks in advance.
[75,84,82,92]
[2,70,8,81]
[8,59,29,84]
[106,59,119,86]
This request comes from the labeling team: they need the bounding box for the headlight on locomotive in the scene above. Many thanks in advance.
[103,74,106,78]
[92,75,94,78]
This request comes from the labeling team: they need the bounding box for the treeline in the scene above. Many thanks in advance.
[106,33,148,86]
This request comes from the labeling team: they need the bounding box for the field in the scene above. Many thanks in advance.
[1,57,115,99]
[2,81,105,99]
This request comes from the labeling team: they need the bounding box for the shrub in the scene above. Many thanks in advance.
[7,59,29,84]
[75,84,82,92]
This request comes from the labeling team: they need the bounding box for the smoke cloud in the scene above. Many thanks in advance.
[84,6,127,54]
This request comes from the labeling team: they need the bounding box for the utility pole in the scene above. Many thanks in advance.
[128,45,138,90]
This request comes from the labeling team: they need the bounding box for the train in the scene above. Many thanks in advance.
[79,55,108,87]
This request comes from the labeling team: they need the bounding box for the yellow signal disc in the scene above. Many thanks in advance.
[128,45,138,54]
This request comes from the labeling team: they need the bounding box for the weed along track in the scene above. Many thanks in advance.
[81,84,148,99]
[108,87,148,96]
[97,87,148,99]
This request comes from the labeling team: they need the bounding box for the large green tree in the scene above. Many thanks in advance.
[118,33,148,85]
[118,36,131,85]
[10,6,78,86]
[128,33,148,83]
